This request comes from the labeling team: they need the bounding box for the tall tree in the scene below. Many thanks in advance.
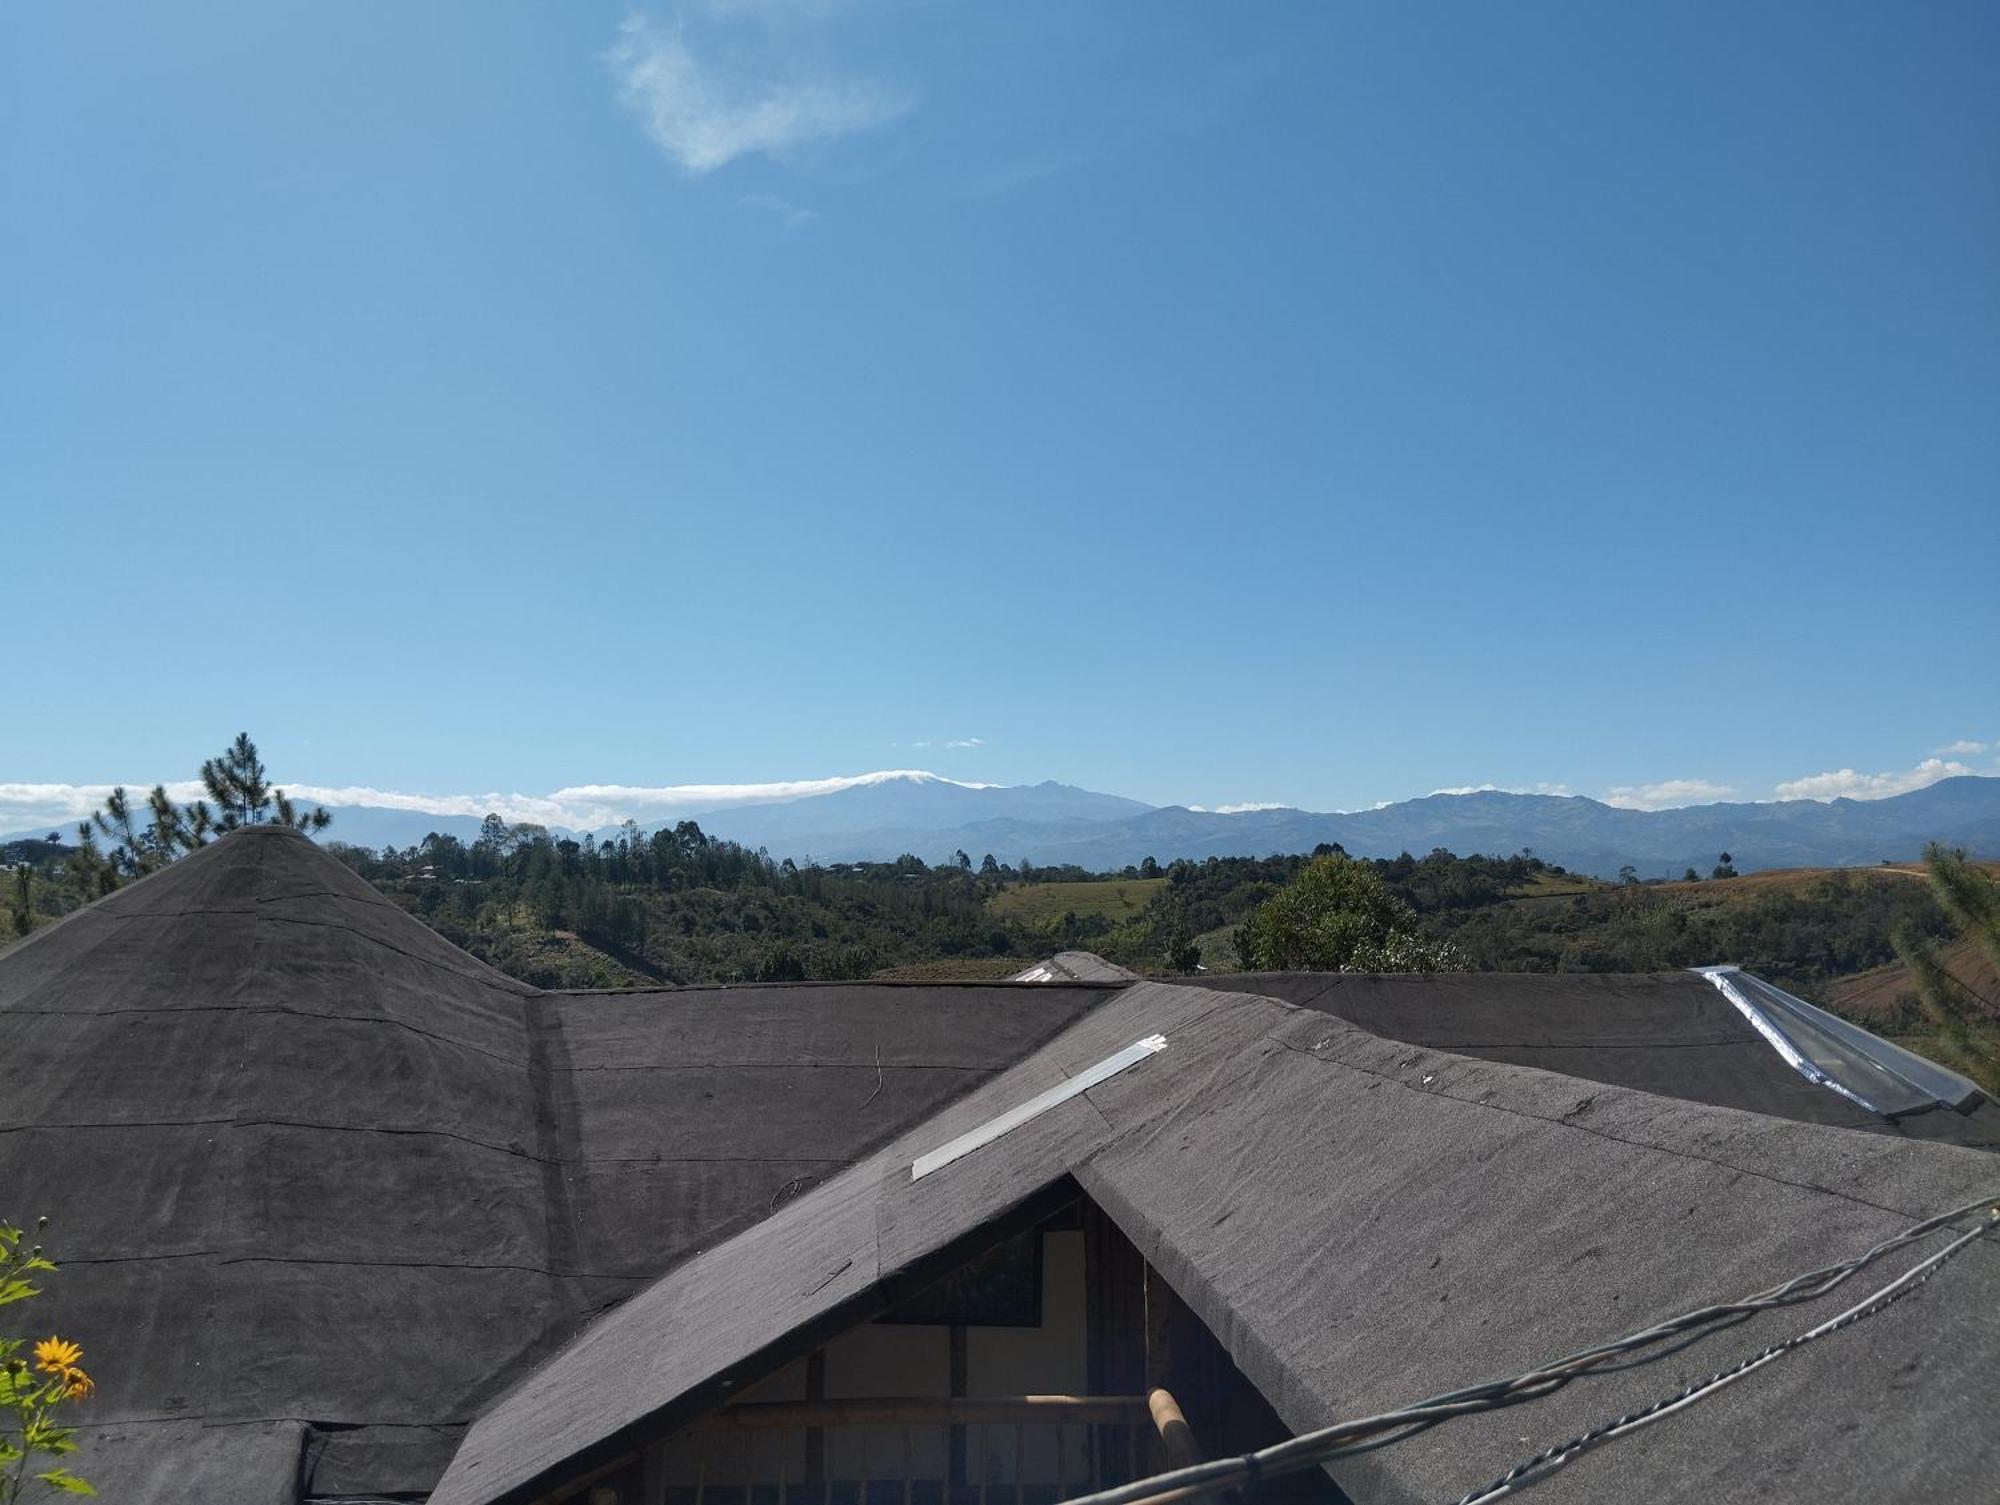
[78,733,329,892]
[1892,844,2000,1093]
[202,732,330,832]
[1235,853,1465,973]
[82,783,203,879]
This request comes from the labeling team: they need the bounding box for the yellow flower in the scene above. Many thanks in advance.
[58,1366,94,1400]
[32,1337,81,1375]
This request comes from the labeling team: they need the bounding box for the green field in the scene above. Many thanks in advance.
[1506,870,1612,900]
[986,877,1169,926]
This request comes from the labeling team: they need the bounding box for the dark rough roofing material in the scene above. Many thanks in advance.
[433,980,2000,1505]
[0,828,1106,1502]
[7,827,1996,1503]
[1198,970,2000,1148]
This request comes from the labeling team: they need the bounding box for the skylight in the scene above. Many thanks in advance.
[1692,965,1984,1118]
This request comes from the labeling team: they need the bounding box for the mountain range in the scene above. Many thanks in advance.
[297,772,2000,880]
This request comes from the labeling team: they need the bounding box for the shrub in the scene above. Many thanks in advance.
[1,1219,96,1498]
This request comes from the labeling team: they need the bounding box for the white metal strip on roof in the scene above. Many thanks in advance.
[911,1034,1168,1181]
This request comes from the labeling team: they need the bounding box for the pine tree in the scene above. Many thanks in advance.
[1891,843,2000,1094]
[202,732,330,832]
[87,784,198,878]
[78,733,329,892]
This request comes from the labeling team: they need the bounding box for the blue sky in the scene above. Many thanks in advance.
[4,1,1996,830]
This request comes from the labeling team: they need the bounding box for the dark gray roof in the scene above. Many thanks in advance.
[433,980,2000,1505]
[5,827,1995,1504]
[0,828,1105,1502]
[1196,971,2000,1148]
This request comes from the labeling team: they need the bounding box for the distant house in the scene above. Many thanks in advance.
[1,827,1995,1505]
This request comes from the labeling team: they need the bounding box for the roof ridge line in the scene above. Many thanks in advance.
[1274,1026,1966,1224]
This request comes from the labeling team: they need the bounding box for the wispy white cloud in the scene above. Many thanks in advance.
[0,771,996,837]
[1773,758,1973,803]
[737,191,819,230]
[1602,778,1736,812]
[1213,801,1286,815]
[962,152,1081,201]
[945,737,985,750]
[609,15,907,174]
[1935,738,1990,757]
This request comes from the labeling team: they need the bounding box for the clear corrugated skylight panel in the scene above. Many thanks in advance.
[1693,965,1984,1117]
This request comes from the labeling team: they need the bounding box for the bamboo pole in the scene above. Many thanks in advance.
[1144,1392,1199,1473]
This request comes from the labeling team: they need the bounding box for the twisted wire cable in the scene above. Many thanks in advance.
[1456,1206,1998,1503]
[1049,1192,2000,1505]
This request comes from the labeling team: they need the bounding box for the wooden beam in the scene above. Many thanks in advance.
[695,1397,1154,1430]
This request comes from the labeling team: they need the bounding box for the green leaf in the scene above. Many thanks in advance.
[0,1276,43,1306]
[33,1467,95,1494]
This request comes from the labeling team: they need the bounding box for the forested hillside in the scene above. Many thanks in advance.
[2,819,1966,1024]
[329,823,1077,988]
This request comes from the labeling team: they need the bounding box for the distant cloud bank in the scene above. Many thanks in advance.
[0,770,993,837]
[1773,757,1973,802]
[1603,778,1736,812]
[5,745,1992,841]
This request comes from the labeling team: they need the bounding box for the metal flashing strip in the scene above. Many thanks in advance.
[1694,965,1880,1112]
[912,1034,1168,1181]
[1692,965,1985,1118]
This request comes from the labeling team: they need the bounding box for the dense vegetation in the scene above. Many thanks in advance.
[0,726,1964,1014]
[1230,853,1467,973]
[326,823,1103,988]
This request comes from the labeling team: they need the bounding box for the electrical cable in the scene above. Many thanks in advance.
[1051,1192,2000,1505]
[1454,1209,1997,1503]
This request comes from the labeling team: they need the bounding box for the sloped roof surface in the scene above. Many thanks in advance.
[7,828,1995,1503]
[435,980,2000,1505]
[1199,970,2000,1147]
[0,828,1105,1501]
